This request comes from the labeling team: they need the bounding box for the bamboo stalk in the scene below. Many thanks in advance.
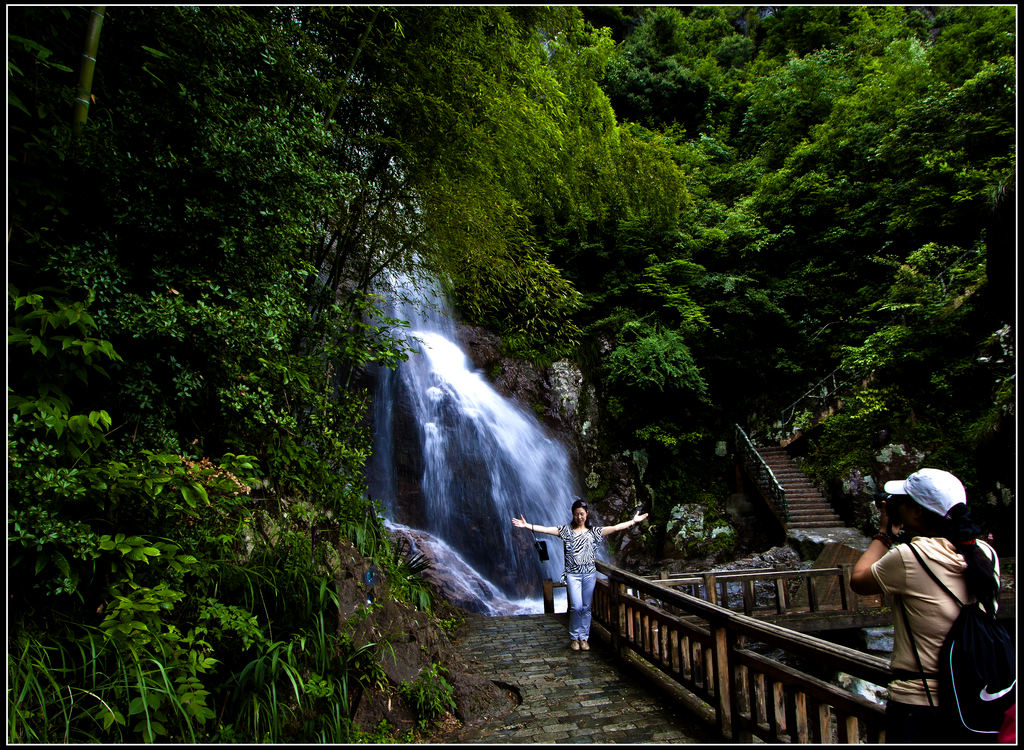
[325,7,381,123]
[72,6,106,137]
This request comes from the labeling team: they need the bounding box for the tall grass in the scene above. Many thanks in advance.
[9,567,343,743]
[9,607,378,743]
[213,606,389,742]
[9,518,439,743]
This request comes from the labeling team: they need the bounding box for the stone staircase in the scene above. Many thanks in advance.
[757,446,844,529]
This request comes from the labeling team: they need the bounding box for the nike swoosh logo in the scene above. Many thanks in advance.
[979,681,1015,701]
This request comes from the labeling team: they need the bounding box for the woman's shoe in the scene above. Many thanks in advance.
[580,640,590,651]
[570,640,580,651]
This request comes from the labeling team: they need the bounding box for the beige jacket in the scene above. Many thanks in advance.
[870,536,999,706]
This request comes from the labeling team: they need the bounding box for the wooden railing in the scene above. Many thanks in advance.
[548,565,887,631]
[734,423,789,523]
[545,561,1015,624]
[643,562,1015,628]
[591,560,889,743]
[544,565,874,625]
[647,565,888,632]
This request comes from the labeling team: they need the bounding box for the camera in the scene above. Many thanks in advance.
[874,492,905,512]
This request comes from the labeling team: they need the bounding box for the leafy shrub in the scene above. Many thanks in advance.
[398,664,457,729]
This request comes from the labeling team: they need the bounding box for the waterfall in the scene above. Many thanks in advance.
[367,273,581,614]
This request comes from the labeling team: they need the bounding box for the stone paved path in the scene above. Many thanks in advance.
[449,613,719,744]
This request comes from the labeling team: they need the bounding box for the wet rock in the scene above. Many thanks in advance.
[352,686,417,736]
[386,524,537,615]
[659,502,738,562]
[548,359,586,420]
[838,673,889,706]
[455,322,640,528]
[861,627,895,654]
[787,527,872,560]
[456,323,546,417]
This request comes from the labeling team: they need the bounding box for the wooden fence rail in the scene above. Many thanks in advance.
[545,565,881,631]
[591,560,889,743]
[646,564,891,632]
[655,565,860,612]
[542,560,1014,740]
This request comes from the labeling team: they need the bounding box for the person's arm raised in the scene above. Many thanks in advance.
[851,502,898,595]
[512,514,560,536]
[600,512,648,537]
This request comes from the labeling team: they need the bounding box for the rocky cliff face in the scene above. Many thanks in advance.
[381,320,775,585]
[455,323,647,556]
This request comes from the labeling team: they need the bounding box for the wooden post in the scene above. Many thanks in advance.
[840,714,860,743]
[713,623,733,739]
[680,633,692,680]
[793,690,809,743]
[752,671,768,733]
[771,680,786,739]
[743,579,755,615]
[611,581,625,656]
[704,573,718,605]
[815,702,832,743]
[660,618,669,663]
[840,563,854,611]
[735,634,751,741]
[543,579,554,613]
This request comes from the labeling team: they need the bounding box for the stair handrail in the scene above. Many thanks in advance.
[776,366,865,438]
[735,424,789,522]
[778,367,843,430]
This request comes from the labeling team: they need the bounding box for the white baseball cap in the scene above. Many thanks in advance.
[883,468,966,517]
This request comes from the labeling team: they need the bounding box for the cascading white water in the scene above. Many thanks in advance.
[367,273,582,613]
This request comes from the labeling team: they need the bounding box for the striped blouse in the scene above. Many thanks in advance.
[558,525,604,574]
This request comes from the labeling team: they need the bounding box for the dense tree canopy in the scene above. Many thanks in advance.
[564,6,1014,540]
[7,5,1015,743]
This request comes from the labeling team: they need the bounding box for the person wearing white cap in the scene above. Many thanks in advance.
[851,468,1000,743]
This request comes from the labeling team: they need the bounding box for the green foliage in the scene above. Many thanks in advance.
[741,48,858,166]
[5,4,1017,742]
[801,238,1011,524]
[8,288,120,460]
[800,386,905,485]
[398,663,457,729]
[343,510,436,614]
[876,57,1015,238]
[602,6,736,134]
[929,6,1017,85]
[605,319,708,399]
[6,6,431,743]
[221,607,385,743]
[8,623,218,743]
[839,242,988,386]
[386,547,434,613]
[570,4,1015,541]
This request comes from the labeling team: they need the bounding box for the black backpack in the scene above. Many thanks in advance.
[901,543,1015,740]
